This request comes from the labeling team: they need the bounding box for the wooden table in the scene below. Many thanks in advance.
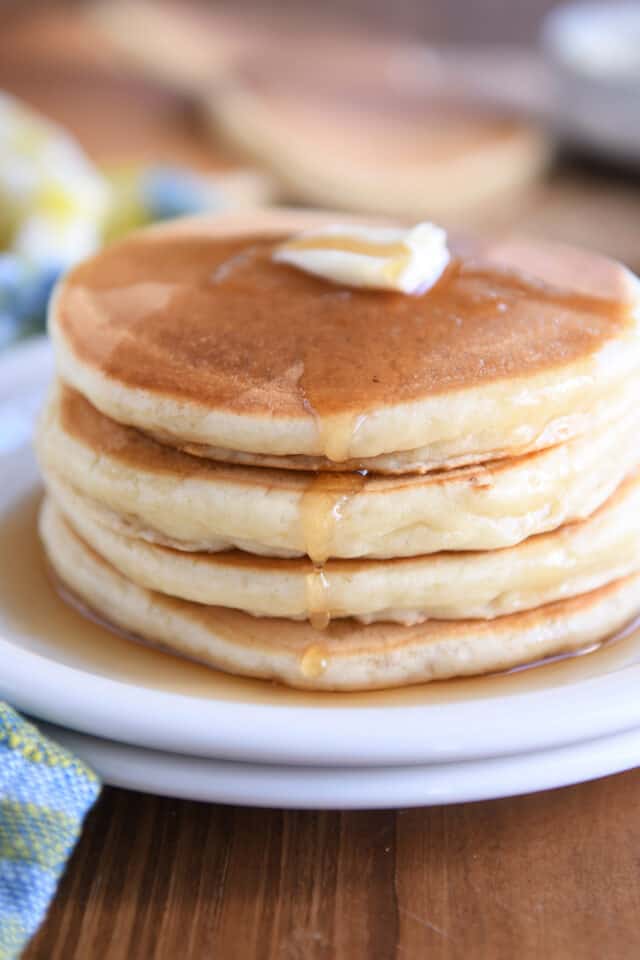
[5,8,640,959]
[24,772,640,959]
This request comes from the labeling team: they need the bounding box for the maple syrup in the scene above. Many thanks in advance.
[305,568,331,631]
[300,644,329,680]
[300,471,367,564]
[299,468,367,627]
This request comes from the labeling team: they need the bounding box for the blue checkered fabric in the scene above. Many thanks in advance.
[0,704,100,958]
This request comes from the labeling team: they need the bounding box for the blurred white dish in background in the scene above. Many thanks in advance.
[544,1,640,78]
[542,2,640,162]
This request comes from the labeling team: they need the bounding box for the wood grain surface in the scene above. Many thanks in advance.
[5,7,640,959]
[24,773,640,959]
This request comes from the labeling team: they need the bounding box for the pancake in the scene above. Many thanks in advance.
[177,373,639,474]
[206,68,548,221]
[37,382,640,560]
[40,496,640,691]
[46,468,640,625]
[49,373,640,478]
[49,209,640,471]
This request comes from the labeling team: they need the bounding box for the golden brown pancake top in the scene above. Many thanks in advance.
[57,232,635,419]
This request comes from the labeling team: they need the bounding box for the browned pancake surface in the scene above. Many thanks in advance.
[56,231,634,420]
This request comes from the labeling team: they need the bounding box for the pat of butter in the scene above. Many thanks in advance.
[273,222,450,294]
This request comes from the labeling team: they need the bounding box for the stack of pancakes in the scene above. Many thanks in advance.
[36,210,640,690]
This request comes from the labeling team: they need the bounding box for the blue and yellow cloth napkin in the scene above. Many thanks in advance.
[0,704,100,960]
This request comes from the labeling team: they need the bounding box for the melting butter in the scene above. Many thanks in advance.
[273,222,450,294]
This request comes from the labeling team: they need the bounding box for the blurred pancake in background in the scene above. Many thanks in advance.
[0,5,222,170]
[206,60,548,220]
[89,0,549,221]
[82,0,640,268]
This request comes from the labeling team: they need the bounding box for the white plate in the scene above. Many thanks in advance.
[40,720,640,809]
[3,339,640,769]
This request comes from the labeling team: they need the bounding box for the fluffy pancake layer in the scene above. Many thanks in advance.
[49,209,640,470]
[46,468,640,624]
[40,497,640,691]
[37,382,640,561]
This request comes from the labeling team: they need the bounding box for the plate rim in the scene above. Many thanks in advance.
[5,636,640,766]
[40,719,640,809]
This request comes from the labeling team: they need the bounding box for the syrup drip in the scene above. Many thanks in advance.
[300,470,367,628]
[304,567,331,631]
[300,643,329,679]
[317,411,367,464]
[297,375,370,627]
[300,471,367,565]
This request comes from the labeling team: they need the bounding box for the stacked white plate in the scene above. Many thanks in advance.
[3,339,640,809]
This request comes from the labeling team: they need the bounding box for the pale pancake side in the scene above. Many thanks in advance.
[45,470,640,624]
[38,381,640,560]
[175,380,639,472]
[40,498,640,691]
[49,209,640,464]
